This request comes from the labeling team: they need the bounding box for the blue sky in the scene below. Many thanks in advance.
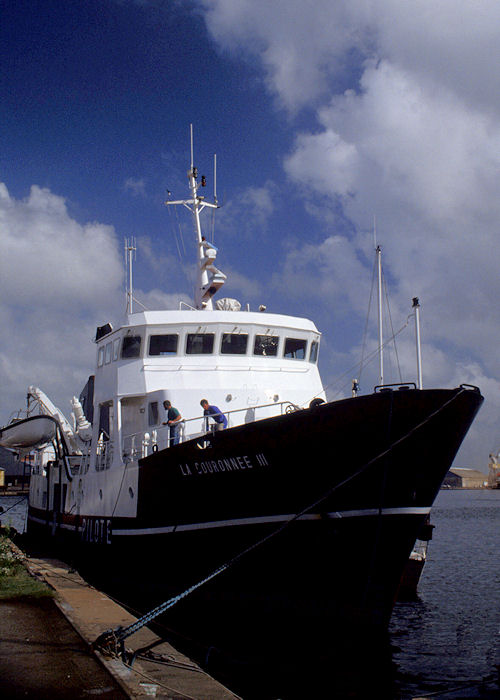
[2,0,500,470]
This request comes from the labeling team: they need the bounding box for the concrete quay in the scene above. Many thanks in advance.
[1,552,239,700]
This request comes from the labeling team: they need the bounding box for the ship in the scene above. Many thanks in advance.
[1,128,483,671]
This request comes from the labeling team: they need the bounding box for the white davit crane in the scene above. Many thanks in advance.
[27,386,90,454]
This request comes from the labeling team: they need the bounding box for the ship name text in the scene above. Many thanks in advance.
[179,452,269,477]
[80,516,112,545]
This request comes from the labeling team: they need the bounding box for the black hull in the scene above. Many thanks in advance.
[27,386,482,664]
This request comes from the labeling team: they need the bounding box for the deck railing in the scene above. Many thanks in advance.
[44,399,303,475]
[121,400,301,462]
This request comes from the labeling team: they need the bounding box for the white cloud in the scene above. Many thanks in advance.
[200,0,368,111]
[272,234,370,312]
[223,267,262,302]
[283,59,500,362]
[201,0,500,114]
[124,177,147,197]
[134,288,192,310]
[0,184,123,310]
[197,0,500,469]
[216,182,277,239]
[0,184,217,426]
[0,184,124,424]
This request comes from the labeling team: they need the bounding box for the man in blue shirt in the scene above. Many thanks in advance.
[200,399,227,432]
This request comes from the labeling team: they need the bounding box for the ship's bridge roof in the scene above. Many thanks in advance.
[121,309,321,334]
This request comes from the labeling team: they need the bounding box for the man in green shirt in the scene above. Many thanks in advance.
[162,400,182,446]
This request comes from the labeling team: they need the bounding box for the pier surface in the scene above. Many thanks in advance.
[0,552,238,699]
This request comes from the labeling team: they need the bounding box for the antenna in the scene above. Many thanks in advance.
[125,237,137,314]
[190,124,194,171]
[213,153,218,205]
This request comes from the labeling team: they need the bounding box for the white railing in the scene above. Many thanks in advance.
[121,400,301,461]
[96,438,114,471]
[122,428,169,462]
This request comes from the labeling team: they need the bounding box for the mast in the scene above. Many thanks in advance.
[166,125,225,309]
[376,244,384,386]
[413,297,423,389]
[125,237,136,314]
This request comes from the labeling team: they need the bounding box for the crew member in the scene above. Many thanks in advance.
[200,399,227,432]
[163,400,182,446]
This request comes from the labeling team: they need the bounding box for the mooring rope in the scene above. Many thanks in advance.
[0,495,28,516]
[97,386,470,651]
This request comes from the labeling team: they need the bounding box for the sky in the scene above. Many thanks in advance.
[1,0,500,470]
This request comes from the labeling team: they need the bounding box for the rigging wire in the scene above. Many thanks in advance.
[358,253,378,384]
[318,314,413,401]
[167,206,182,263]
[382,268,403,384]
[173,201,196,294]
[174,204,187,257]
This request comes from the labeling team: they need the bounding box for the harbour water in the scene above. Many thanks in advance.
[2,488,499,698]
[0,493,27,534]
[390,488,500,699]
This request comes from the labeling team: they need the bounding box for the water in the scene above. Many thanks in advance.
[2,490,499,698]
[0,494,28,533]
[390,489,500,698]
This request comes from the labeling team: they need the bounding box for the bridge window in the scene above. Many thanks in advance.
[254,335,279,356]
[105,342,113,364]
[97,347,105,367]
[113,339,121,361]
[309,339,319,363]
[221,333,248,354]
[121,335,142,359]
[284,338,307,360]
[149,334,178,356]
[186,333,214,354]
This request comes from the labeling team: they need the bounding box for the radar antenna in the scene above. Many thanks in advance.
[165,125,226,310]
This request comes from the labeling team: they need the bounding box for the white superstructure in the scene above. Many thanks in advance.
[92,307,324,460]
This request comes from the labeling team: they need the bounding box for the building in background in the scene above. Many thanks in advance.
[443,468,488,489]
[0,446,30,490]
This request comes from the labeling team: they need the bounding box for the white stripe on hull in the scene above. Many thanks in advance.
[112,506,431,536]
[28,506,431,537]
